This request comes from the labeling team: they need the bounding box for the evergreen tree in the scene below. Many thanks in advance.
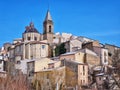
[55,43,66,56]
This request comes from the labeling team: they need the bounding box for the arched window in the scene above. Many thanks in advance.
[104,52,107,62]
[28,37,31,40]
[34,37,37,41]
[49,25,51,32]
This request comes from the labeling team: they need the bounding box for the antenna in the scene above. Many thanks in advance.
[31,18,33,23]
[47,0,50,10]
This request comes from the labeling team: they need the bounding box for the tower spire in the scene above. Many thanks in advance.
[44,10,52,21]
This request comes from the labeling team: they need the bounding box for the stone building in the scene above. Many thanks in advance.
[64,39,82,52]
[33,60,88,90]
[60,49,100,67]
[61,59,88,89]
[80,48,100,66]
[82,40,100,50]
[60,51,85,63]
[82,41,109,66]
[104,44,120,65]
[9,41,49,62]
[77,36,95,43]
[105,44,120,57]
[34,58,54,72]
[48,60,61,69]
[15,58,53,75]
[53,32,75,45]
[33,66,66,90]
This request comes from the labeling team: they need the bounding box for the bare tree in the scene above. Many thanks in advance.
[112,49,120,77]
[0,73,31,90]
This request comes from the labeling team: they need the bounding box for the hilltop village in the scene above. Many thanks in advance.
[0,10,120,90]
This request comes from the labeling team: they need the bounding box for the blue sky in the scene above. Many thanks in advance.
[0,0,120,47]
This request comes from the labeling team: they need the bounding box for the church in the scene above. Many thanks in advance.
[8,10,54,62]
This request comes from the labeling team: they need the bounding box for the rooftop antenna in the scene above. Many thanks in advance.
[47,0,50,10]
[31,18,33,23]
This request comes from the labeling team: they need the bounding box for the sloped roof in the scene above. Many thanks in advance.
[60,52,76,56]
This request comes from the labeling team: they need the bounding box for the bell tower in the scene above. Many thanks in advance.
[43,10,54,45]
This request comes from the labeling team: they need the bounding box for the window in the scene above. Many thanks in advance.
[99,77,102,81]
[83,66,85,75]
[83,66,85,71]
[16,46,20,52]
[28,37,31,40]
[42,45,45,49]
[81,80,82,84]
[29,70,34,77]
[104,52,107,62]
[0,56,3,60]
[0,60,2,64]
[53,37,56,39]
[31,56,33,59]
[83,80,85,83]
[49,25,51,32]
[104,58,107,63]
[108,52,112,57]
[52,65,54,68]
[34,37,37,41]
[17,46,22,52]
[17,61,20,64]
[47,74,49,79]
[23,38,24,41]
[104,52,106,56]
